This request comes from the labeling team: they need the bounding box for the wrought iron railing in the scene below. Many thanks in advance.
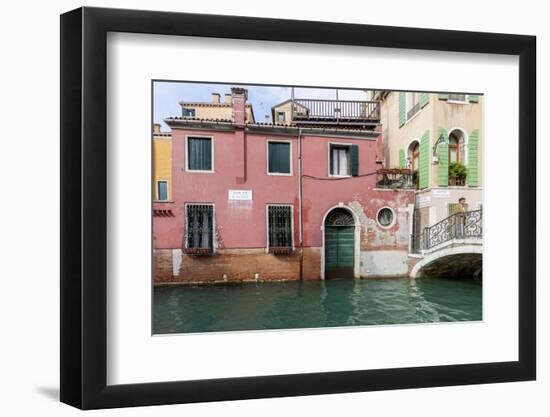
[411,209,482,252]
[291,99,380,122]
[184,204,214,254]
[268,205,293,253]
[376,168,414,189]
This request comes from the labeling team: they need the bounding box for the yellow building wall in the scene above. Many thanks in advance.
[153,134,172,201]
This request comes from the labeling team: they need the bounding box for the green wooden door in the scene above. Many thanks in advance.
[325,226,354,279]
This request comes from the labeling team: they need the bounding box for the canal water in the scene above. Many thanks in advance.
[153,278,482,334]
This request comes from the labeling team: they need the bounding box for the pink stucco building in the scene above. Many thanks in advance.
[153,88,415,283]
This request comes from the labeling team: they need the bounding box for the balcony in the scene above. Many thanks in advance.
[291,99,380,126]
[376,169,414,189]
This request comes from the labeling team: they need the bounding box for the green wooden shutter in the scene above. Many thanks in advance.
[188,137,212,170]
[399,92,406,127]
[437,128,449,187]
[420,93,429,108]
[438,93,449,100]
[419,130,430,189]
[468,129,479,186]
[468,95,479,103]
[399,149,406,168]
[268,142,290,174]
[350,145,359,176]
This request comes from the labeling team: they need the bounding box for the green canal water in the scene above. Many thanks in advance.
[153,278,482,334]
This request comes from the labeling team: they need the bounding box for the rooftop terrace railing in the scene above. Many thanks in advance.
[292,99,380,124]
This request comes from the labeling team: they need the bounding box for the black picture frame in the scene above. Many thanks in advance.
[60,6,536,410]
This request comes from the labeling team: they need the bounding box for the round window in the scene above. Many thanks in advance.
[377,207,394,227]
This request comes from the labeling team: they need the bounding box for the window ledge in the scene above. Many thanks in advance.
[269,247,294,255]
[182,248,214,256]
[267,172,293,176]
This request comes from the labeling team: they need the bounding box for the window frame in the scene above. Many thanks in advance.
[376,206,396,229]
[185,134,215,173]
[405,92,421,121]
[155,180,169,201]
[328,142,352,177]
[182,108,196,117]
[266,139,293,176]
[447,94,469,104]
[184,203,216,252]
[266,204,294,251]
[276,111,286,123]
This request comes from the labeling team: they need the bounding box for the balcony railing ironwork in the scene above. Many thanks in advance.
[291,99,380,124]
[376,168,413,189]
[410,209,482,253]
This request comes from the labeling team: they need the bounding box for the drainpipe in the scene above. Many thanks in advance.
[298,127,303,280]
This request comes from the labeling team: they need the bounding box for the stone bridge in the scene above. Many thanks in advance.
[408,210,482,278]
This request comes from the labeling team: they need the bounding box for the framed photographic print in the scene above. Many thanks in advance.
[60,6,536,409]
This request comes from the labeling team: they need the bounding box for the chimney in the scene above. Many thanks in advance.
[264,114,270,123]
[231,87,248,125]
[153,123,161,133]
[211,93,220,104]
[224,93,232,105]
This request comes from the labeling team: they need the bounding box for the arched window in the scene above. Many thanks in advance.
[408,140,420,189]
[448,130,466,164]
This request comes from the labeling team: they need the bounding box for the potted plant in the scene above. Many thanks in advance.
[448,162,467,186]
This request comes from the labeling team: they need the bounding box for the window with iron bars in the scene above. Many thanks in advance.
[267,205,293,253]
[185,204,214,254]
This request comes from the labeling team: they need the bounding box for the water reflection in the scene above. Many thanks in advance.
[153,278,482,334]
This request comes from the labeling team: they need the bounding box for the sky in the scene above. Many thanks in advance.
[153,81,369,131]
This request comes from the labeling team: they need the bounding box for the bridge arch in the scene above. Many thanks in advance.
[410,245,482,278]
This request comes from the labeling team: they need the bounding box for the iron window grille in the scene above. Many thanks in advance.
[268,205,293,253]
[184,204,214,255]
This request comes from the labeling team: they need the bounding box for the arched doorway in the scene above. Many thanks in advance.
[324,208,355,279]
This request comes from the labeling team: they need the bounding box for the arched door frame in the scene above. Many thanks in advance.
[320,204,361,280]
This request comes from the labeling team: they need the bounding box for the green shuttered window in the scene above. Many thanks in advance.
[187,137,212,171]
[468,129,479,186]
[399,92,406,127]
[330,144,359,176]
[399,149,406,168]
[437,128,449,187]
[268,141,291,174]
[349,145,359,177]
[419,130,430,189]
[420,93,429,108]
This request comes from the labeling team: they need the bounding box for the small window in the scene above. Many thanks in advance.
[276,112,286,123]
[406,92,421,120]
[182,108,196,117]
[156,181,168,201]
[448,94,467,102]
[185,204,214,251]
[187,137,212,171]
[330,145,349,176]
[377,207,394,228]
[268,141,291,174]
[268,205,293,250]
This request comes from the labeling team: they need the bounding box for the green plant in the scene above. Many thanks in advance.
[448,162,467,181]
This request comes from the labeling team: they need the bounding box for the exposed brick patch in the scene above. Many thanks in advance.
[154,249,302,284]
[302,247,321,280]
[153,249,173,283]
